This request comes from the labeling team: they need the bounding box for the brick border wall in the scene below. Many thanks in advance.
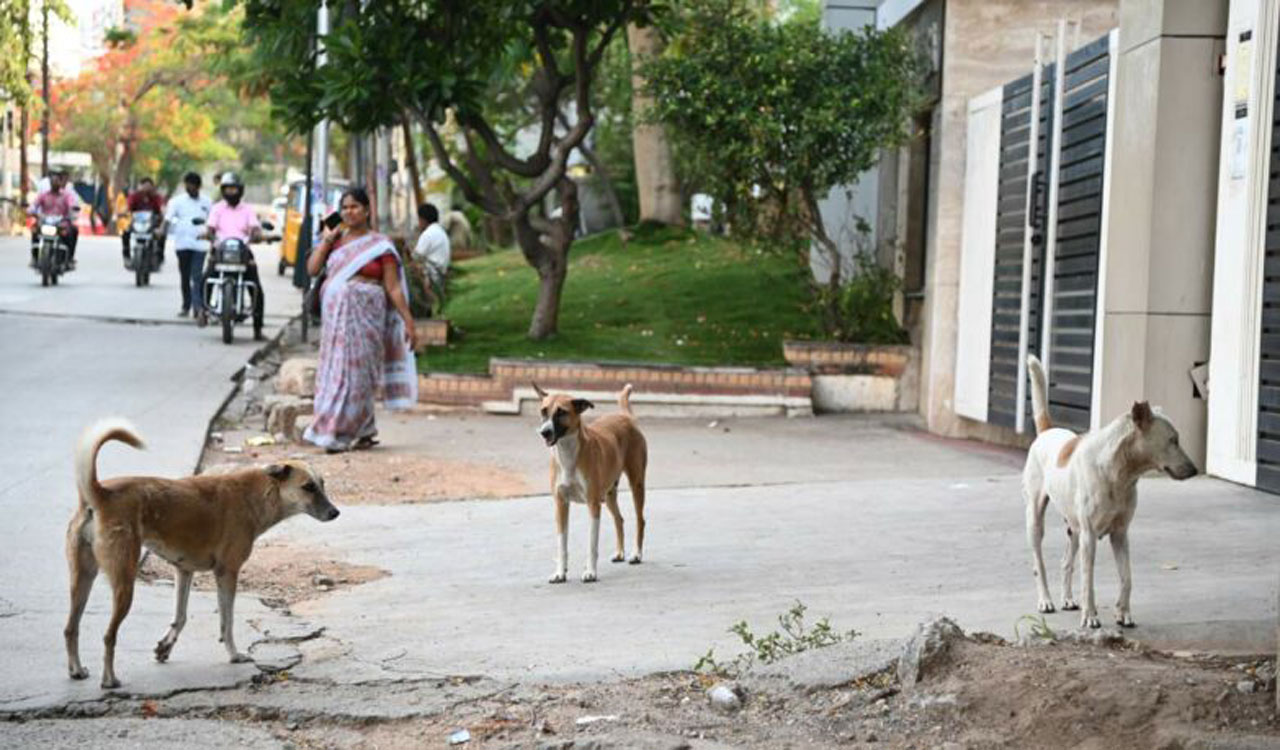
[419,358,811,408]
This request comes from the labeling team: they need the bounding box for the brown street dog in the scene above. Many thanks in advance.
[534,383,648,583]
[65,419,340,689]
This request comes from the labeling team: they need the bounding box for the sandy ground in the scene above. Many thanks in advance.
[110,638,1276,750]
[137,540,388,608]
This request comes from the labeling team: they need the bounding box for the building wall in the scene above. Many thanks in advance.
[918,0,1119,441]
[1096,0,1226,466]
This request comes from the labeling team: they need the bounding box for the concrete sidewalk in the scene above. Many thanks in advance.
[259,412,1278,685]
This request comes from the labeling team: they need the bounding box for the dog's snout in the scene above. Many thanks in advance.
[325,507,340,521]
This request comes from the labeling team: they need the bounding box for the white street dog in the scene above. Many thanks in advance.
[1022,355,1197,629]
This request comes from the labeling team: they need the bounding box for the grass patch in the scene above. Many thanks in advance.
[420,224,821,374]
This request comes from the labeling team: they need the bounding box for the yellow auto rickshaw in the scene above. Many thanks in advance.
[279,178,349,275]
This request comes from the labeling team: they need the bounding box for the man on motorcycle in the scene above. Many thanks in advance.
[200,172,265,338]
[122,177,166,268]
[29,168,80,269]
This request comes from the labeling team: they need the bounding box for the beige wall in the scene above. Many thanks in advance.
[919,0,1119,442]
[1095,0,1226,465]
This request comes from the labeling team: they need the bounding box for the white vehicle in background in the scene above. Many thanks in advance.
[268,196,287,241]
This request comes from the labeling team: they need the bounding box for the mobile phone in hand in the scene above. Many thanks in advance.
[322,211,342,231]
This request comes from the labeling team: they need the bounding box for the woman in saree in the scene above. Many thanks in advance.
[303,188,419,453]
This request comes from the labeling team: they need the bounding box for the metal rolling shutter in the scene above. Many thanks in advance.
[1047,36,1110,433]
[1258,28,1280,493]
[987,72,1051,428]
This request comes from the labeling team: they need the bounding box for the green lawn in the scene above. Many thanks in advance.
[419,224,821,374]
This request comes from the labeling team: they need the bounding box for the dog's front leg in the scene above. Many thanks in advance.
[1079,528,1101,628]
[550,495,569,584]
[1060,527,1080,610]
[1110,530,1134,627]
[215,568,251,662]
[154,569,193,662]
[583,499,601,583]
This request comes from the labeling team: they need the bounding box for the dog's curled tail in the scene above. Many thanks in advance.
[619,384,634,416]
[75,418,145,510]
[1026,355,1052,434]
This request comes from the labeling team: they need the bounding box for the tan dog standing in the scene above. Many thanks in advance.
[65,419,340,688]
[534,383,647,583]
[1022,356,1197,629]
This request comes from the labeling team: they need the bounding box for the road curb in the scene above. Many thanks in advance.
[194,315,300,474]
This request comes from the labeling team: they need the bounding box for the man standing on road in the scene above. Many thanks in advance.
[122,177,165,268]
[412,202,451,314]
[201,172,265,339]
[165,172,212,320]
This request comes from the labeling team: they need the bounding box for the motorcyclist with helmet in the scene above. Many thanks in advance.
[28,168,80,269]
[122,177,166,268]
[199,172,265,338]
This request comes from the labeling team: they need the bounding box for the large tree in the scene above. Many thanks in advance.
[644,0,919,278]
[240,0,656,340]
[51,0,251,198]
[626,22,681,225]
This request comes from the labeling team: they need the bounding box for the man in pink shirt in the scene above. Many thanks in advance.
[29,169,80,268]
[199,172,266,338]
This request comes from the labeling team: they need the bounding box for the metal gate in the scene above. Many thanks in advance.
[1045,35,1112,433]
[956,28,1116,434]
[1257,23,1280,492]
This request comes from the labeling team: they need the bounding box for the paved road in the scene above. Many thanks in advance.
[0,234,302,712]
[271,412,1280,686]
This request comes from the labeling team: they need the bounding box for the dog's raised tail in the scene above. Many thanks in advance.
[619,383,634,416]
[75,419,145,509]
[1026,355,1052,434]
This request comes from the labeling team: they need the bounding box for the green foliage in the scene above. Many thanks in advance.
[817,250,908,344]
[0,0,73,107]
[421,225,819,373]
[694,601,858,678]
[643,0,921,254]
[1014,614,1056,643]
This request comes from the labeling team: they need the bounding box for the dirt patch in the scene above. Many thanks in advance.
[138,541,388,608]
[278,640,1277,749]
[202,438,533,505]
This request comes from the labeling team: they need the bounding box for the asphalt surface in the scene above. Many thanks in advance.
[0,234,303,712]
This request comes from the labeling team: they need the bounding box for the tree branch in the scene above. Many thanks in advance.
[412,106,504,216]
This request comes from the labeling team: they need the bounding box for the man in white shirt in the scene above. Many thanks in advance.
[165,172,212,319]
[413,202,451,313]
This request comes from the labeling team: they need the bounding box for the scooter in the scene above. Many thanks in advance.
[203,237,260,344]
[128,210,162,286]
[33,215,73,287]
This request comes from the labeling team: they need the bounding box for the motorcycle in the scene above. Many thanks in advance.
[128,210,162,286]
[203,237,260,344]
[33,215,73,287]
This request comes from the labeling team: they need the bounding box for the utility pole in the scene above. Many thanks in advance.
[40,0,49,175]
[19,4,31,210]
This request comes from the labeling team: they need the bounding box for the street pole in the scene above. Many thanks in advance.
[19,6,30,211]
[315,1,330,206]
[40,0,49,175]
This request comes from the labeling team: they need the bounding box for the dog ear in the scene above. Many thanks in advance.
[572,398,595,414]
[532,382,547,398]
[1131,401,1153,431]
[265,463,292,481]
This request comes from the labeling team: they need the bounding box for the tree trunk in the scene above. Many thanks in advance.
[516,179,579,340]
[627,23,683,226]
[401,117,424,209]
